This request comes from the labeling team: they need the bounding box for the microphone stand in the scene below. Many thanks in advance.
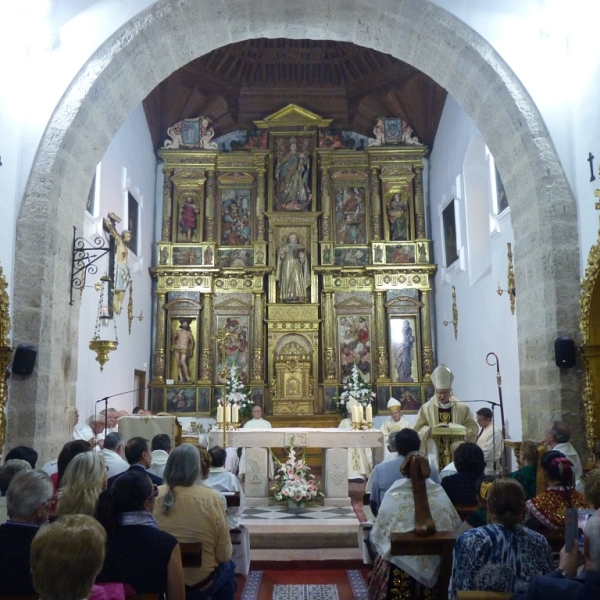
[94,385,151,437]
[487,352,507,474]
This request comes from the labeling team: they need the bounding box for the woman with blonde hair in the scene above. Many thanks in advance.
[57,451,106,516]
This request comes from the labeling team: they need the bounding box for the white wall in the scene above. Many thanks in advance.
[75,104,157,422]
[429,96,521,452]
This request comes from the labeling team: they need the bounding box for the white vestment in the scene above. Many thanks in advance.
[148,449,170,479]
[553,441,583,481]
[380,416,413,460]
[100,448,130,479]
[238,418,274,478]
[476,422,504,473]
[338,417,373,480]
[438,460,457,481]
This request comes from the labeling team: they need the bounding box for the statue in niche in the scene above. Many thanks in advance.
[179,195,200,241]
[274,137,311,211]
[276,232,309,303]
[103,213,131,315]
[387,192,410,241]
[172,318,195,383]
[393,319,415,382]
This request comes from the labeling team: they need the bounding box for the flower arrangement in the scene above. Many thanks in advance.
[223,364,252,419]
[336,363,376,417]
[272,437,323,507]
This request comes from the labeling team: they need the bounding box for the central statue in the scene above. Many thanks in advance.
[276,232,310,303]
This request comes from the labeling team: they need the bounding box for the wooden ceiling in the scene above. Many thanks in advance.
[143,39,447,149]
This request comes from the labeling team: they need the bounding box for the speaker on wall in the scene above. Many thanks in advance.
[554,336,576,369]
[12,343,37,376]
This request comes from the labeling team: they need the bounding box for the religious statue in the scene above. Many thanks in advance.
[172,319,195,383]
[104,214,131,315]
[387,192,410,241]
[368,117,386,146]
[179,195,200,241]
[199,116,219,150]
[276,232,310,303]
[274,137,311,211]
[393,319,415,382]
[400,125,422,145]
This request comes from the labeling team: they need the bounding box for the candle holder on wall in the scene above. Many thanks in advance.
[443,286,459,340]
[496,242,516,315]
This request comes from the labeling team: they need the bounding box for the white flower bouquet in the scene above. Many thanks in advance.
[336,363,376,416]
[224,364,252,419]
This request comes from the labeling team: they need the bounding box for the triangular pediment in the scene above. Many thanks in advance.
[334,297,373,310]
[254,104,333,129]
[213,297,252,310]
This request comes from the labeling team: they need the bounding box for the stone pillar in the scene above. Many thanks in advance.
[161,167,173,241]
[153,292,167,382]
[370,167,382,240]
[205,168,215,242]
[252,291,264,382]
[414,164,425,239]
[375,291,389,381]
[323,447,350,506]
[421,288,434,379]
[322,291,336,381]
[200,293,213,382]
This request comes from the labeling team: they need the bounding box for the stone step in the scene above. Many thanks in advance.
[248,523,358,549]
[250,547,365,570]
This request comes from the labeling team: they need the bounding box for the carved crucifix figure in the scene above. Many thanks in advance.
[103,213,131,315]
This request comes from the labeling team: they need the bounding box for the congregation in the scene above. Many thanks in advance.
[1,365,600,600]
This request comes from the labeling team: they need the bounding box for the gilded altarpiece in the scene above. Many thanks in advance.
[151,104,436,426]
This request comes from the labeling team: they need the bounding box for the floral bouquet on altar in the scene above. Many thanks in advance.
[336,363,376,417]
[271,438,323,507]
[224,364,252,419]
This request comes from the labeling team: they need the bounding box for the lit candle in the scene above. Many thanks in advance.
[225,405,232,424]
[366,404,373,423]
[217,406,223,425]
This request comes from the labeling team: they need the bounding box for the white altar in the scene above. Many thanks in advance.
[208,427,384,506]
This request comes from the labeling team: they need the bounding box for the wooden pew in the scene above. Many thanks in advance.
[390,530,460,600]
[179,542,202,568]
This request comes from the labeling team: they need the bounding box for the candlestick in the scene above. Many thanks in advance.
[366,404,372,423]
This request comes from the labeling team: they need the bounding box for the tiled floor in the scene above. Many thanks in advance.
[244,504,357,522]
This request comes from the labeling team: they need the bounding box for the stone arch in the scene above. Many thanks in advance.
[11,0,581,457]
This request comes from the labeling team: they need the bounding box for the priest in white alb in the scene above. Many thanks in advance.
[475,407,504,473]
[413,364,478,471]
[238,404,274,479]
[380,398,413,461]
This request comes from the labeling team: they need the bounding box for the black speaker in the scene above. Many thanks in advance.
[12,343,37,376]
[554,336,576,368]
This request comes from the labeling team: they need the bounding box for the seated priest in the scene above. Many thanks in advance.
[413,364,478,471]
[380,398,413,461]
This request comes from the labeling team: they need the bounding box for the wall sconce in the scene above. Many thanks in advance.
[497,242,516,315]
[443,286,459,340]
[89,275,118,371]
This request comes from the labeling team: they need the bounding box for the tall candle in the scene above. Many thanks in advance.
[352,405,359,423]
[232,405,239,423]
[366,404,373,423]
[217,406,224,425]
[225,406,232,424]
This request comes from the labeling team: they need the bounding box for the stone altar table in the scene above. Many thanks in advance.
[208,428,384,506]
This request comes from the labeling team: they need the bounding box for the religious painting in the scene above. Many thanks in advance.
[251,387,264,409]
[172,247,203,266]
[177,192,201,243]
[214,316,250,384]
[417,242,428,263]
[386,190,411,241]
[217,249,253,268]
[127,191,139,256]
[386,244,416,264]
[383,118,403,144]
[391,385,423,414]
[321,243,333,265]
[254,243,266,266]
[158,244,169,265]
[151,388,165,414]
[202,245,215,266]
[273,136,313,212]
[377,386,391,412]
[334,247,370,267]
[338,315,372,383]
[389,316,419,384]
[169,317,198,384]
[220,189,252,246]
[324,386,339,413]
[442,200,459,267]
[334,187,367,244]
[167,387,196,413]
[197,387,211,414]
[372,243,384,264]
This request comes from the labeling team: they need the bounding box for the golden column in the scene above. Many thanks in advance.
[414,164,426,239]
[370,166,382,240]
[256,169,266,242]
[420,288,434,379]
[251,290,265,382]
[322,291,337,381]
[200,292,214,382]
[375,291,390,381]
[320,161,332,241]
[205,168,215,242]
[153,292,167,382]
[161,167,173,241]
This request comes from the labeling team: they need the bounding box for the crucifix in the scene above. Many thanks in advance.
[588,152,596,182]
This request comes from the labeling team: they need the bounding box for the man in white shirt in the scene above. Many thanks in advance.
[380,398,413,461]
[475,407,504,473]
[205,446,245,528]
[100,432,129,478]
[73,414,106,448]
[238,405,273,479]
[543,421,583,481]
[148,433,171,479]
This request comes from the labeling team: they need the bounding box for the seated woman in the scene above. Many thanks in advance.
[57,452,107,517]
[526,450,588,530]
[509,440,538,499]
[459,474,496,531]
[368,452,461,599]
[448,478,553,599]
[154,444,235,600]
[441,443,486,506]
[95,469,185,600]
